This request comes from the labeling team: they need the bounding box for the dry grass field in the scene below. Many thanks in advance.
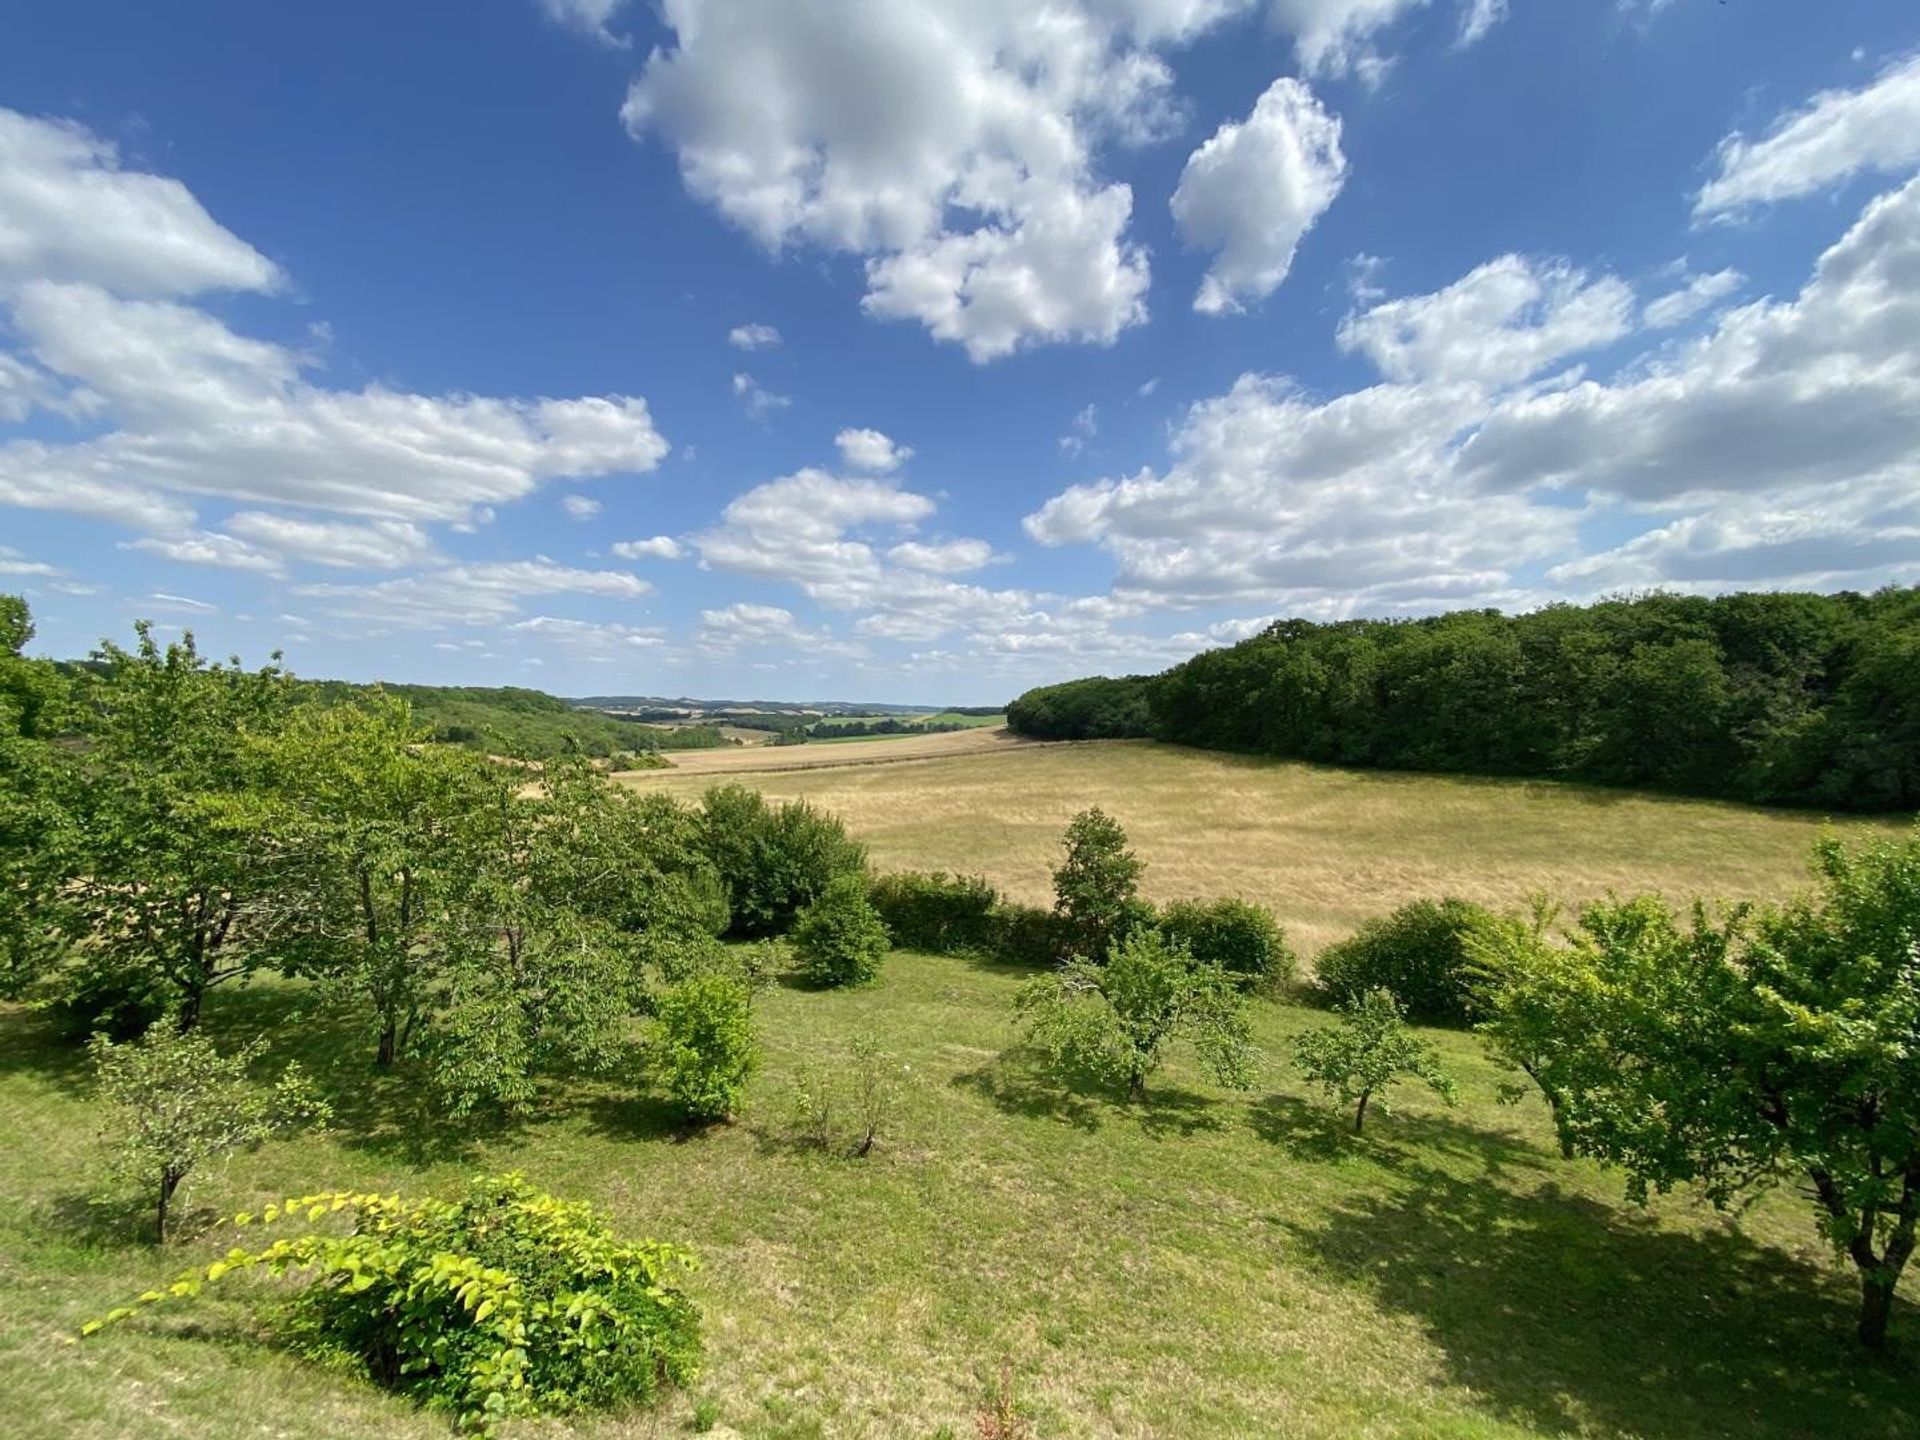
[629,733,1908,954]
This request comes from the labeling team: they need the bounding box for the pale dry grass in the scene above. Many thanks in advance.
[627,737,1910,955]
[640,723,1046,778]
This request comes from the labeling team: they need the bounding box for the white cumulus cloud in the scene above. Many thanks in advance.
[1172,77,1347,315]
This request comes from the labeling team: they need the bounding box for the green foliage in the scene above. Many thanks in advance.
[1051,807,1149,962]
[1292,987,1456,1133]
[294,681,710,760]
[651,972,759,1122]
[1159,898,1295,991]
[1007,587,1920,811]
[53,623,298,1029]
[1313,897,1497,1024]
[1474,827,1920,1346]
[262,696,504,1066]
[989,901,1069,967]
[791,873,891,988]
[90,1025,328,1242]
[1017,928,1255,1101]
[82,1175,701,1432]
[698,784,868,936]
[1004,675,1153,740]
[869,870,1000,953]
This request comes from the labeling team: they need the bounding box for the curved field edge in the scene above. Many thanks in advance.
[625,737,1910,955]
[1,953,1912,1439]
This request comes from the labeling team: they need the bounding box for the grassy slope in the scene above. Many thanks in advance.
[1,956,1913,1440]
[632,738,1909,954]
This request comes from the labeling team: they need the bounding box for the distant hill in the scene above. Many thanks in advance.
[569,695,998,718]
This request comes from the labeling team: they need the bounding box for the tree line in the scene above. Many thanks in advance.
[1006,587,1920,810]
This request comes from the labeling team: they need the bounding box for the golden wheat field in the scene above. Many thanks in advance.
[627,731,1910,955]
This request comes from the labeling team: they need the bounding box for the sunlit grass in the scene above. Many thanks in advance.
[2,948,1913,1439]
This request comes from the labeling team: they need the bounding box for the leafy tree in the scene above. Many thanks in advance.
[847,1031,898,1157]
[264,697,502,1065]
[1313,897,1497,1024]
[650,972,758,1123]
[1159,897,1295,991]
[1476,831,1920,1348]
[0,596,71,997]
[423,774,643,1116]
[791,873,890,987]
[90,1025,328,1242]
[84,1174,701,1433]
[1016,928,1255,1101]
[1051,807,1148,962]
[698,785,867,936]
[1292,987,1456,1133]
[54,624,296,1029]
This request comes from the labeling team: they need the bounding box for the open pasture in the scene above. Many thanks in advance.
[629,736,1906,955]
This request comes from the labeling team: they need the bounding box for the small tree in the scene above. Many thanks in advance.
[1017,928,1255,1101]
[1476,828,1920,1348]
[91,1026,329,1242]
[651,973,758,1123]
[848,1032,898,1157]
[792,874,890,987]
[1051,807,1147,962]
[1293,987,1455,1132]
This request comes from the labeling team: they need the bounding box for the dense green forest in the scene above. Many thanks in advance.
[1007,589,1920,811]
[293,681,725,759]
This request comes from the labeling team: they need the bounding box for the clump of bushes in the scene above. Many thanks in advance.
[1313,897,1496,1024]
[698,785,868,936]
[1158,897,1294,991]
[651,972,759,1122]
[869,871,1000,952]
[792,874,891,987]
[84,1174,702,1434]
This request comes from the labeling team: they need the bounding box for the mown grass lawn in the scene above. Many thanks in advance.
[2,949,1912,1439]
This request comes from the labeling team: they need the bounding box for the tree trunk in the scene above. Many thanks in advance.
[855,1125,876,1158]
[1353,1090,1371,1133]
[175,987,203,1033]
[1859,1272,1895,1349]
[156,1166,183,1244]
[1127,1069,1146,1103]
[376,1015,398,1067]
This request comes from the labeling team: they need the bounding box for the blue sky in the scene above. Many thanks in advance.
[1,1,1917,704]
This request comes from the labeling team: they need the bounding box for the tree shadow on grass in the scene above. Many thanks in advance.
[953,1047,1227,1139]
[0,1003,95,1094]
[579,1089,709,1146]
[1288,1162,1918,1440]
[206,985,515,1168]
[1250,1092,1553,1178]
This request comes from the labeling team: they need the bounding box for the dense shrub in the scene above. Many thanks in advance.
[85,1175,702,1433]
[698,785,867,936]
[791,874,890,988]
[869,870,1000,952]
[1159,898,1295,991]
[1007,588,1920,811]
[1313,897,1496,1024]
[651,973,758,1122]
[989,901,1068,967]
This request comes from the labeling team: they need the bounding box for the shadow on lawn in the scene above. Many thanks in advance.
[1250,1092,1552,1178]
[1290,1162,1918,1440]
[952,1047,1226,1139]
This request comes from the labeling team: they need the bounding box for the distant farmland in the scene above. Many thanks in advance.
[627,734,1909,956]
